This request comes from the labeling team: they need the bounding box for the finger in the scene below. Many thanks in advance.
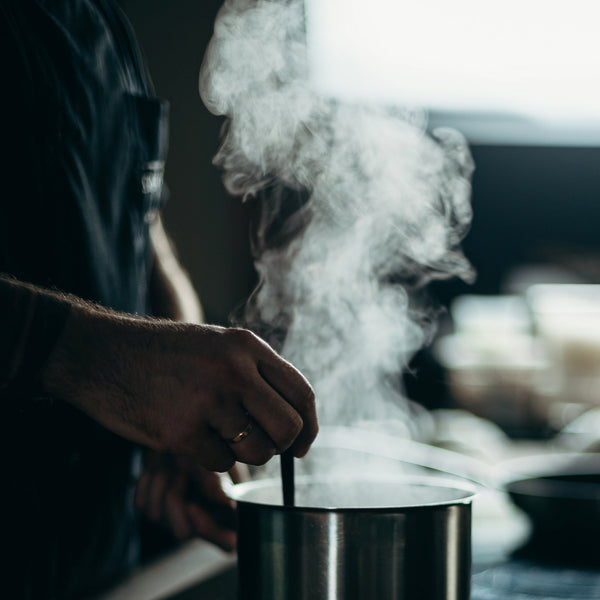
[228,418,277,466]
[257,358,318,457]
[147,468,171,522]
[165,484,193,540]
[188,467,234,506]
[191,427,237,473]
[207,400,277,466]
[229,462,250,484]
[177,458,236,505]
[187,503,237,553]
[135,451,166,511]
[207,399,252,443]
[242,376,304,454]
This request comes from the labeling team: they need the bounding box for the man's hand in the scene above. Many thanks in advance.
[42,303,318,472]
[135,451,239,552]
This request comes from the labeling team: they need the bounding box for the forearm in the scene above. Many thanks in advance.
[0,273,162,442]
[41,303,177,449]
[41,296,317,466]
[0,274,72,400]
[2,272,317,468]
[149,215,204,324]
[0,276,196,450]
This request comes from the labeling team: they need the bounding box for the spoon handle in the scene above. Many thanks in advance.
[281,451,295,507]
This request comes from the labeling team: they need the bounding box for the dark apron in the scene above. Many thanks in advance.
[0,0,169,597]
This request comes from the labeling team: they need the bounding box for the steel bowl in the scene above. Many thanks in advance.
[501,452,600,566]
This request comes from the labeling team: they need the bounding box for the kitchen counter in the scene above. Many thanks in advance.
[94,540,236,600]
[96,537,600,600]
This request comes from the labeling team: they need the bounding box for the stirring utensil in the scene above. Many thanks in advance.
[280,451,295,506]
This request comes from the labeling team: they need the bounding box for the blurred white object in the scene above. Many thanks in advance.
[556,407,600,452]
[527,284,600,317]
[305,0,600,145]
[435,331,555,435]
[527,284,600,406]
[450,295,531,335]
[429,409,509,461]
[502,264,584,296]
[436,332,548,370]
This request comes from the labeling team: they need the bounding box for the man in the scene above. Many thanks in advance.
[0,0,318,597]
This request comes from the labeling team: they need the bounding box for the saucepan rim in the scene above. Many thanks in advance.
[229,474,477,513]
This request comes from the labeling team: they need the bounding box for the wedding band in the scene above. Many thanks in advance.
[228,421,253,444]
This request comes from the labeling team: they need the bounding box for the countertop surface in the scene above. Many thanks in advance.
[94,502,600,600]
[94,540,236,600]
[97,543,600,600]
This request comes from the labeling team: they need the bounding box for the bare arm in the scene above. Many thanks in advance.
[148,214,204,324]
[0,275,317,470]
[40,292,317,471]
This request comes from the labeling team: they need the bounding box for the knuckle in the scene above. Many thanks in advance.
[276,414,303,448]
[296,384,316,411]
[227,327,259,349]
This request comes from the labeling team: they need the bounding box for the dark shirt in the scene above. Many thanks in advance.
[0,0,168,596]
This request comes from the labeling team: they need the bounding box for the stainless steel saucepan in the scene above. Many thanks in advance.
[231,475,475,600]
[229,426,600,599]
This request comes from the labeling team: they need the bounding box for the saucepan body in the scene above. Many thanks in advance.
[232,476,475,600]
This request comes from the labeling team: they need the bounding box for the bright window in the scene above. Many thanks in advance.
[306,0,600,144]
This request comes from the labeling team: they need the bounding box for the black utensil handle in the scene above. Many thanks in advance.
[280,451,295,507]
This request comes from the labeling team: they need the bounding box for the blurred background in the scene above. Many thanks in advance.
[119,0,600,442]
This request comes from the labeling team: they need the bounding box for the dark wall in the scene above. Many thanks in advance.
[120,0,256,325]
[428,143,600,307]
[466,144,600,290]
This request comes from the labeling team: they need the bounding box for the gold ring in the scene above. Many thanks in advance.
[228,421,253,444]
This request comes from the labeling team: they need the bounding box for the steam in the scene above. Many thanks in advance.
[200,0,474,435]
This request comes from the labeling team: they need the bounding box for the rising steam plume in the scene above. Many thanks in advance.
[200,0,474,436]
